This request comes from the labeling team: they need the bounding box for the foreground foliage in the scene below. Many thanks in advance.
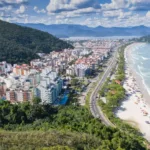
[0,130,101,150]
[0,100,146,150]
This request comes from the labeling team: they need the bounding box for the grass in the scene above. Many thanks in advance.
[0,130,101,150]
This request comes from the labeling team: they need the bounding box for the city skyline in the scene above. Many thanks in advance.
[0,0,150,27]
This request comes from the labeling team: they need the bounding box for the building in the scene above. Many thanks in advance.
[35,71,63,104]
[66,67,75,76]
[6,89,33,103]
[37,80,56,104]
[0,82,7,98]
[75,64,91,77]
[13,64,30,76]
[0,61,12,74]
[6,90,16,103]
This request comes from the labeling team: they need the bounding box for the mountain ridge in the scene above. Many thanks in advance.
[18,23,150,38]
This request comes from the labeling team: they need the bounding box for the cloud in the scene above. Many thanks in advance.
[101,0,129,10]
[16,5,26,14]
[55,12,81,19]
[103,10,122,17]
[68,7,101,15]
[34,6,46,14]
[0,0,28,17]
[103,9,132,19]
[146,11,150,18]
[0,0,150,28]
[46,0,100,14]
[129,0,150,11]
[0,5,12,11]
[101,0,150,11]
[0,0,28,23]
[0,0,28,8]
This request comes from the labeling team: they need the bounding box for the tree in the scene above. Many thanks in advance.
[32,97,41,104]
[0,20,73,64]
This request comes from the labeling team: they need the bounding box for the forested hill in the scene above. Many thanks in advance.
[0,20,73,64]
[137,35,150,42]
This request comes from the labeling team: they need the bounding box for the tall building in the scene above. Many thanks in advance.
[6,90,16,103]
[75,64,91,77]
[37,80,55,104]
[0,61,12,74]
[28,73,41,87]
[6,89,33,103]
[13,64,30,76]
[35,71,63,104]
[0,82,6,98]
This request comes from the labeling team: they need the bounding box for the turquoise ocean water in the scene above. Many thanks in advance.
[129,43,150,95]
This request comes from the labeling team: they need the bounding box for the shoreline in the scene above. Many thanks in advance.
[116,43,150,141]
[126,43,150,108]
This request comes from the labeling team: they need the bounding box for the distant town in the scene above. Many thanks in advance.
[0,39,122,105]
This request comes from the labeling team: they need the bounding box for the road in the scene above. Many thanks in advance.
[90,47,119,127]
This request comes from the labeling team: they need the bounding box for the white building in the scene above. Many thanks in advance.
[35,70,63,104]
[37,80,55,104]
[75,64,91,77]
[66,66,75,76]
[0,61,12,74]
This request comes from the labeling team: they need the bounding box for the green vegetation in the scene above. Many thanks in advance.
[0,100,146,150]
[0,20,73,64]
[83,52,93,58]
[68,59,77,66]
[0,100,56,126]
[85,88,92,109]
[136,35,150,43]
[0,130,102,150]
[70,78,88,93]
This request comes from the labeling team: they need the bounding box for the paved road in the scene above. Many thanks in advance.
[90,47,118,127]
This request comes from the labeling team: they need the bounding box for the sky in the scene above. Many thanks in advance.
[0,0,150,27]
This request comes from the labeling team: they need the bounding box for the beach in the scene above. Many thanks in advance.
[116,43,150,141]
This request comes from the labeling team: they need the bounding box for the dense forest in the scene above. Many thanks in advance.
[0,100,147,150]
[0,20,73,64]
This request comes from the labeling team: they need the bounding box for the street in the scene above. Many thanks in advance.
[90,47,119,127]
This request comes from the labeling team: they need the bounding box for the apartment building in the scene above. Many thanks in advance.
[34,70,63,104]
[75,64,91,77]
[6,89,33,103]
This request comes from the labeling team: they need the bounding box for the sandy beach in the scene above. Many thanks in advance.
[116,43,150,141]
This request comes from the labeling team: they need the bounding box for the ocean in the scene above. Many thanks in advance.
[129,43,150,96]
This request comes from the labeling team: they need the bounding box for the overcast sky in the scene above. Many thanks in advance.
[0,0,150,27]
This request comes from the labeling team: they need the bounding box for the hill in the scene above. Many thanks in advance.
[0,20,73,64]
[136,35,150,42]
[18,23,150,38]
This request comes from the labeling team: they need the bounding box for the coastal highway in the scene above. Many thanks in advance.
[90,47,119,127]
